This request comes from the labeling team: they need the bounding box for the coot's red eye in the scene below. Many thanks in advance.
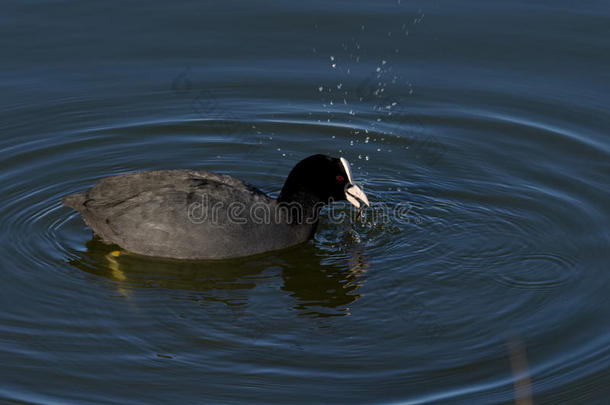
[336,175,344,182]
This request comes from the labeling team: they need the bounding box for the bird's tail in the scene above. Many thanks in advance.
[62,192,87,211]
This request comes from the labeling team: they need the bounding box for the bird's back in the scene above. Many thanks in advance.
[63,170,315,259]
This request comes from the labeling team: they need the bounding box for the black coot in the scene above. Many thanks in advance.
[63,154,369,259]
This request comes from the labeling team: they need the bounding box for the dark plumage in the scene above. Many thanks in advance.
[63,154,369,259]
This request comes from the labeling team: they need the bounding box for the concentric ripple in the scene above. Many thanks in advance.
[1,94,609,404]
[2,0,610,402]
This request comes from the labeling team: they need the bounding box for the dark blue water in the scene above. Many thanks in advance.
[1,1,609,403]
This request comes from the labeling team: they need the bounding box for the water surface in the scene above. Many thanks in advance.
[1,1,609,403]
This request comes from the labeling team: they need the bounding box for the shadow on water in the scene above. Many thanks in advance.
[68,237,368,317]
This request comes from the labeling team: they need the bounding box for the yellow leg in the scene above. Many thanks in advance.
[105,250,127,281]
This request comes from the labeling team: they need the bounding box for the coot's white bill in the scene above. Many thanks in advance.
[339,157,354,184]
[345,184,369,209]
[340,157,369,209]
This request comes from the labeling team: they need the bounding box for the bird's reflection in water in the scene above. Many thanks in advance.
[281,247,369,317]
[69,238,368,317]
